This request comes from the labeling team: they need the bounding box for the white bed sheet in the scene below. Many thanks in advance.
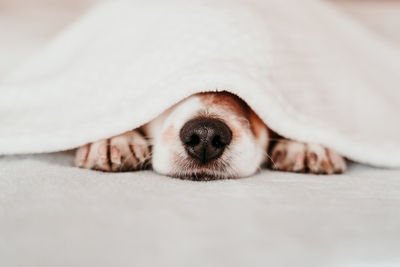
[1,153,400,267]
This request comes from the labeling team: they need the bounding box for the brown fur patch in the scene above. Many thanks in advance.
[248,111,266,139]
[197,91,266,140]
[198,91,248,117]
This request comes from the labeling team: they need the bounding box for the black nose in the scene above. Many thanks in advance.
[180,118,232,164]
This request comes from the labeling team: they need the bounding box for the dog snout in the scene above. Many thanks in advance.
[180,118,232,164]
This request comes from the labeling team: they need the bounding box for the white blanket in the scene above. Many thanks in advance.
[1,2,400,267]
[1,0,400,168]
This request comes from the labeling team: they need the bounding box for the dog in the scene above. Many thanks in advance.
[75,91,346,180]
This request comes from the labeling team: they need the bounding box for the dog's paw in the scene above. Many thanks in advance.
[270,141,346,174]
[75,130,150,172]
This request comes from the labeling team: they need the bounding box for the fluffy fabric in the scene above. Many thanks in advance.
[1,0,399,168]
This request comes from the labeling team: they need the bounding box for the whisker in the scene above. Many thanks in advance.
[258,147,277,169]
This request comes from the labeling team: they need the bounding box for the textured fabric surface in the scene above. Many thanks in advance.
[1,0,400,168]
[1,153,400,267]
[1,1,400,267]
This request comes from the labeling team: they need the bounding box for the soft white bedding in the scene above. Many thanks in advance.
[1,153,400,267]
[1,0,400,168]
[1,1,400,266]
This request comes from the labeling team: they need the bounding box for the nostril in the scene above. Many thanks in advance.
[186,134,201,147]
[211,135,225,148]
[180,117,232,164]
